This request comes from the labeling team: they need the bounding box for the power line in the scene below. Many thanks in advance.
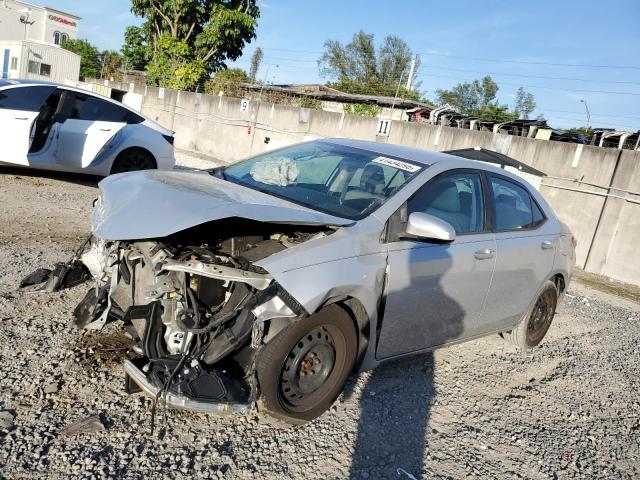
[416,52,640,71]
[417,65,640,86]
[421,72,640,96]
[539,108,640,121]
[238,55,640,85]
[243,47,640,71]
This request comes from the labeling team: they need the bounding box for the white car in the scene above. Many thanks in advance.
[0,79,175,175]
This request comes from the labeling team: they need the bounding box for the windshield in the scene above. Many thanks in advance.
[219,142,424,220]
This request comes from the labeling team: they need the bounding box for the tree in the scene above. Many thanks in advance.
[435,75,499,114]
[62,38,101,80]
[101,51,124,80]
[249,47,263,82]
[318,30,420,101]
[204,68,249,96]
[478,102,515,122]
[125,0,260,90]
[121,26,148,70]
[513,87,536,119]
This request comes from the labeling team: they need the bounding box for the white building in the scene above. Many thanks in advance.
[0,0,81,83]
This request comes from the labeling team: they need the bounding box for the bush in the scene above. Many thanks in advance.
[343,103,381,117]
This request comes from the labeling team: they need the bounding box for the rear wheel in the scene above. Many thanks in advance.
[110,149,156,174]
[256,304,357,425]
[503,280,558,349]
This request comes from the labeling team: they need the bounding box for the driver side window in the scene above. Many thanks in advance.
[408,171,485,234]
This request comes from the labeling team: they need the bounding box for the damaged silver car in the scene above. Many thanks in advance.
[23,139,575,424]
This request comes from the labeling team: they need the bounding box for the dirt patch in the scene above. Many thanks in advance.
[72,329,135,373]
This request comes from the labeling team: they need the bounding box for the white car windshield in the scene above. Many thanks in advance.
[220,142,423,220]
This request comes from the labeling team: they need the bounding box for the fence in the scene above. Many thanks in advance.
[101,80,640,287]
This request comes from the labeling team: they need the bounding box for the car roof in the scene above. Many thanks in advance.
[0,79,172,135]
[319,138,540,189]
[322,137,502,170]
[322,138,442,166]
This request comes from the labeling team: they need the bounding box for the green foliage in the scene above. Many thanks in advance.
[126,0,260,90]
[435,76,499,113]
[101,51,124,81]
[62,38,101,80]
[121,26,148,70]
[343,103,382,117]
[477,103,516,122]
[204,68,250,96]
[319,30,420,100]
[514,87,536,119]
[299,96,322,110]
[562,127,592,137]
[435,76,538,121]
[249,47,263,82]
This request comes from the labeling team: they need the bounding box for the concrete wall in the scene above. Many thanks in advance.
[104,80,640,287]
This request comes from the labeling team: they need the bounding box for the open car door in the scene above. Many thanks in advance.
[0,85,57,166]
[55,91,127,170]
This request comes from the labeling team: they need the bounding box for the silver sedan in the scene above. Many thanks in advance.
[23,138,575,424]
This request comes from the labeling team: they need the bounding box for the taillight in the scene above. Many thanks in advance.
[162,134,174,145]
[571,235,577,249]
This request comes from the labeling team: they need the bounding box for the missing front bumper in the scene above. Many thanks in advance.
[123,359,254,415]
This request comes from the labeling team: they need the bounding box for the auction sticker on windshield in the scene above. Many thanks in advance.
[372,156,422,173]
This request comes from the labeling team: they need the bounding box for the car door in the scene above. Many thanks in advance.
[376,170,497,359]
[0,85,57,166]
[56,91,128,169]
[481,174,556,330]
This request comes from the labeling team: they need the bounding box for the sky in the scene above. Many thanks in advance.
[37,0,640,131]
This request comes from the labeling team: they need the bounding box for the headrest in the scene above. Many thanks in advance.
[360,164,385,193]
[428,181,461,213]
[496,194,516,208]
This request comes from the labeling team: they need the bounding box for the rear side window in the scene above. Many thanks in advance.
[0,85,56,111]
[489,176,545,230]
[66,92,142,123]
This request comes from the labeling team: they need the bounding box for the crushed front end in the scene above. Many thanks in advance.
[33,220,328,414]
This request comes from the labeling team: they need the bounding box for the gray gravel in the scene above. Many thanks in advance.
[0,162,639,479]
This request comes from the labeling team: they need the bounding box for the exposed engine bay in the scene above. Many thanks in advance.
[23,219,332,413]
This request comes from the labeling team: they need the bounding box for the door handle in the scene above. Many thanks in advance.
[474,248,495,260]
[14,117,29,120]
[100,128,112,132]
[541,241,554,250]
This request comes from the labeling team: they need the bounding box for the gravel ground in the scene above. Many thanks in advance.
[0,157,639,479]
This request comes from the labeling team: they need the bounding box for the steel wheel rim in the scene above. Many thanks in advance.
[279,326,336,406]
[526,289,555,344]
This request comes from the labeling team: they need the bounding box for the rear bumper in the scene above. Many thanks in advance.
[124,359,253,414]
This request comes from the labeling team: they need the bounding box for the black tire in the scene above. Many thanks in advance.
[504,280,558,349]
[110,149,156,174]
[256,304,357,425]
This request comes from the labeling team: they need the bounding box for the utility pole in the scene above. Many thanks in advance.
[405,55,417,90]
[580,99,591,130]
[389,68,407,120]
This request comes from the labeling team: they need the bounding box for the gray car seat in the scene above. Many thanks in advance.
[411,180,469,233]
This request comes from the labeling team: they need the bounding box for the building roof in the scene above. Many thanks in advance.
[11,1,81,19]
[238,82,428,109]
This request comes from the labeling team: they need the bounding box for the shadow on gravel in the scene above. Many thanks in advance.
[349,353,435,479]
[0,166,101,188]
[349,224,468,479]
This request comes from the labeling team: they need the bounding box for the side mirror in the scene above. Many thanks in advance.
[404,212,456,242]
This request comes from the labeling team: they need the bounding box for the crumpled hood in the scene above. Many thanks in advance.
[92,169,353,240]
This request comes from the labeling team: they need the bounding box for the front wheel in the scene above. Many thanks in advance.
[503,280,558,349]
[256,304,357,425]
